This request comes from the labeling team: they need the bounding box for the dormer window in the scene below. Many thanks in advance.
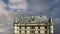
[31,16,35,21]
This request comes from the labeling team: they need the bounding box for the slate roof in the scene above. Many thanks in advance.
[18,15,48,23]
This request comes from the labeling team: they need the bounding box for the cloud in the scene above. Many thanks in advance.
[0,0,9,16]
[0,0,29,34]
[0,0,60,34]
[0,29,5,32]
[0,0,17,34]
[8,0,28,9]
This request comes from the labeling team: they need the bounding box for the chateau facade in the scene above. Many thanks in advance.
[13,15,53,34]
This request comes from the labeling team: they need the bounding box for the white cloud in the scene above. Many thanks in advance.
[8,0,28,9]
[0,29,5,32]
[9,0,22,3]
[0,0,17,21]
[0,0,17,34]
[0,0,9,16]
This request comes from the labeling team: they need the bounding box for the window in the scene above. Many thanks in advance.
[28,20,30,22]
[45,26,47,29]
[30,26,35,29]
[30,31,35,34]
[19,26,21,29]
[25,26,27,29]
[45,31,47,33]
[38,26,40,29]
[38,31,40,33]
[20,31,21,32]
[31,17,35,21]
[25,31,26,34]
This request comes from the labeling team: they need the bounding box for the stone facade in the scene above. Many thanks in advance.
[13,16,53,34]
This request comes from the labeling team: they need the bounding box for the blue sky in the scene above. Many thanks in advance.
[0,0,60,34]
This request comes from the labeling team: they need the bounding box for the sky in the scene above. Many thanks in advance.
[0,0,60,34]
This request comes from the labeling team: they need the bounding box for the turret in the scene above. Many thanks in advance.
[13,17,20,34]
[48,17,53,34]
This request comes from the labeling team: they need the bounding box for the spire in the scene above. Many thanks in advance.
[51,17,53,22]
[48,17,53,22]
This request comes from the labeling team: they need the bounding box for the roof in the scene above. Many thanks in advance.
[18,15,48,23]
